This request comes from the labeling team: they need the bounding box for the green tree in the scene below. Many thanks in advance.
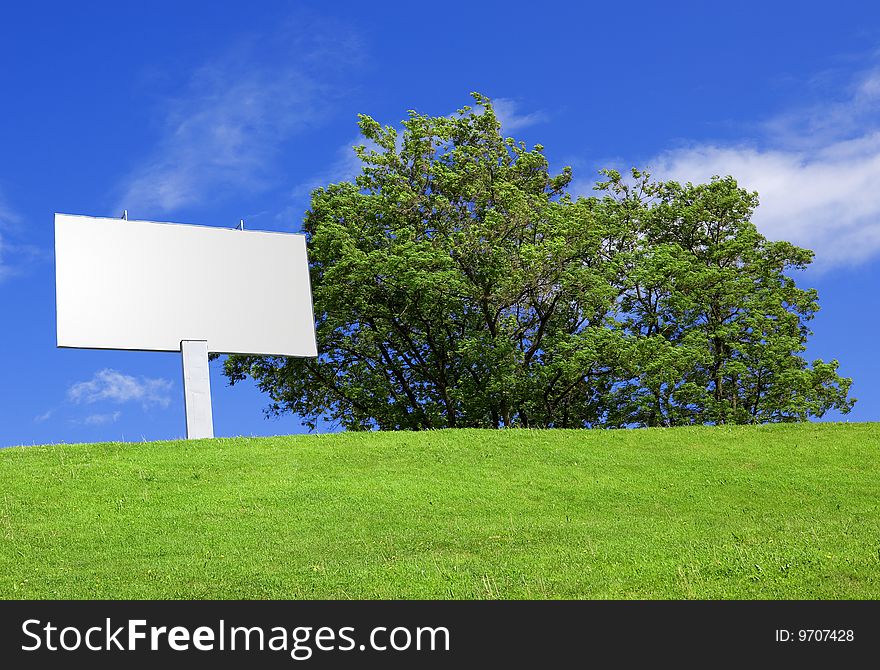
[599,169,855,425]
[223,94,854,429]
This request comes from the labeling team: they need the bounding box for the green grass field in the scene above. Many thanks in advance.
[1,423,878,599]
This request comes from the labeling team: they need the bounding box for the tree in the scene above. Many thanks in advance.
[597,169,855,426]
[222,93,854,430]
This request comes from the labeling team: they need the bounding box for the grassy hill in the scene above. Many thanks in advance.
[1,423,878,599]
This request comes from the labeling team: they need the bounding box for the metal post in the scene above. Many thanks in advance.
[181,340,214,439]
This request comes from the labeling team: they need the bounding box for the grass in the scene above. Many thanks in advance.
[0,423,878,599]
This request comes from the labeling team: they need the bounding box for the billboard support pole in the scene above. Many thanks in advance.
[181,340,214,439]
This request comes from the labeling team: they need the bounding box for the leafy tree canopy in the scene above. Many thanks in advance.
[223,93,854,430]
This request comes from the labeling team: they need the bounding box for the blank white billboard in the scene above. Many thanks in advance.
[55,214,317,356]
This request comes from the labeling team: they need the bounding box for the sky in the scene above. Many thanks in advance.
[1,0,879,447]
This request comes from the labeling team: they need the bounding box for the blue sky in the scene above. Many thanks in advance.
[2,1,879,447]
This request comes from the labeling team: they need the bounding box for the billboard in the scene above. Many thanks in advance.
[55,214,317,357]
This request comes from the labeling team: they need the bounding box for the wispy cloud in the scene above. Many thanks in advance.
[82,411,122,426]
[640,65,880,269]
[117,21,363,216]
[0,192,20,229]
[0,191,42,281]
[33,409,53,424]
[492,98,548,132]
[0,233,11,281]
[68,369,173,409]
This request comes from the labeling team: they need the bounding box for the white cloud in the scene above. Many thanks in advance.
[83,411,122,426]
[117,23,362,216]
[68,369,173,409]
[33,409,53,423]
[0,191,20,228]
[0,239,44,281]
[641,66,880,269]
[492,98,548,132]
[0,190,47,281]
[649,139,880,268]
[0,193,24,280]
[0,234,9,281]
[118,68,319,214]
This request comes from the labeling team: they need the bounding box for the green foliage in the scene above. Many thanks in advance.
[2,425,879,599]
[224,93,853,430]
[598,171,854,426]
